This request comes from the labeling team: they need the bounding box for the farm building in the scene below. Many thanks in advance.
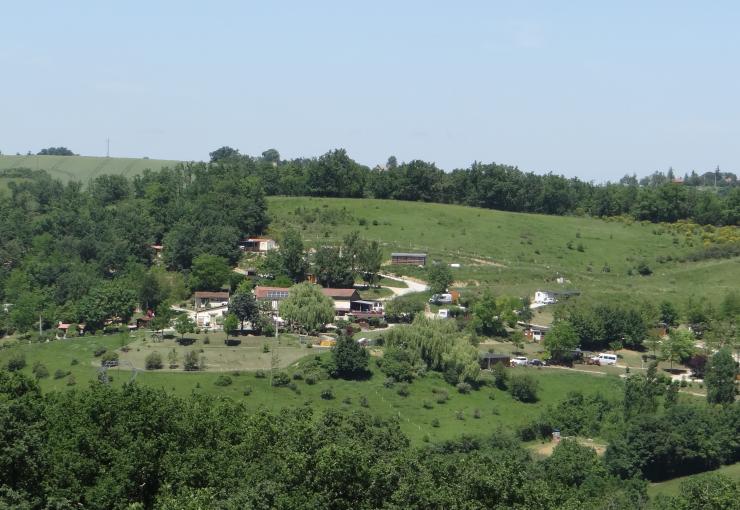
[254,286,291,311]
[321,288,361,316]
[239,237,277,253]
[391,252,427,266]
[194,291,230,310]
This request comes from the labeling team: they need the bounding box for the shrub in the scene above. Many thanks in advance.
[255,369,266,378]
[32,362,49,379]
[473,408,481,419]
[183,350,203,371]
[509,374,539,403]
[455,410,465,420]
[6,353,26,372]
[288,382,299,392]
[431,418,440,428]
[66,375,76,386]
[263,344,270,353]
[214,375,233,387]
[396,383,410,397]
[383,377,396,388]
[70,358,79,366]
[436,391,449,404]
[145,351,163,370]
[359,395,370,407]
[378,347,415,382]
[492,362,508,390]
[203,336,210,345]
[456,382,472,394]
[54,369,70,380]
[292,371,304,380]
[422,400,434,409]
[100,351,119,366]
[93,347,107,357]
[305,374,317,385]
[342,396,352,405]
[243,387,252,396]
[320,387,334,400]
[271,371,290,387]
[636,261,653,276]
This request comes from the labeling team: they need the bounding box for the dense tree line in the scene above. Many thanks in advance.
[206,147,740,225]
[0,165,268,334]
[0,369,655,509]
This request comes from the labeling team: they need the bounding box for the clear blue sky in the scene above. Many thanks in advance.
[2,1,739,181]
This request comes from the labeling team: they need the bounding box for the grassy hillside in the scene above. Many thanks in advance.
[267,196,740,302]
[0,332,623,444]
[0,154,181,182]
[647,462,740,499]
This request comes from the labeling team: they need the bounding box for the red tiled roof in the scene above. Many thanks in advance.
[254,286,291,299]
[194,291,229,299]
[321,288,359,299]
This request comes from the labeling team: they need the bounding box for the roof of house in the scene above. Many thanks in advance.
[391,252,427,257]
[194,291,230,299]
[57,322,71,329]
[254,286,291,299]
[245,237,275,242]
[321,288,360,299]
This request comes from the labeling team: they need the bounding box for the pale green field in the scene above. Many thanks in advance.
[0,154,180,182]
[267,196,740,303]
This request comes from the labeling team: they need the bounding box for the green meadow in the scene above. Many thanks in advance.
[0,154,180,182]
[0,332,624,444]
[267,196,740,302]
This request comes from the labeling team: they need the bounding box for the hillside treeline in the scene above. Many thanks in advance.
[2,366,738,509]
[0,165,268,333]
[0,369,651,509]
[208,147,740,225]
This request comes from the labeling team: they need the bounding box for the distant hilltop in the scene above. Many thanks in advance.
[0,154,181,182]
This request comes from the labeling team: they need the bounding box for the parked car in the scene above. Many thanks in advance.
[429,293,453,304]
[589,353,618,366]
[511,356,528,366]
[528,358,546,366]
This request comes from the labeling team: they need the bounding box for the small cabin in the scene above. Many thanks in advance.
[239,237,277,253]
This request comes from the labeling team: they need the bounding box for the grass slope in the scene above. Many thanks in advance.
[268,196,740,302]
[0,154,181,182]
[0,333,623,444]
[647,462,740,499]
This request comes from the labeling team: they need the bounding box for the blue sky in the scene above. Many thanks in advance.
[1,1,738,181]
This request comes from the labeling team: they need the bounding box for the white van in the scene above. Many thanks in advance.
[591,353,618,366]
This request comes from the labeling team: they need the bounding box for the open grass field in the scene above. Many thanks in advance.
[0,154,180,182]
[267,196,740,303]
[647,462,740,499]
[0,332,625,444]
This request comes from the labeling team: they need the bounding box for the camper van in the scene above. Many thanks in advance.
[589,353,618,366]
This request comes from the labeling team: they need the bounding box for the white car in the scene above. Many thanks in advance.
[511,356,528,366]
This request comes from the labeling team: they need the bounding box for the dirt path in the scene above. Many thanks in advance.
[378,274,428,298]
